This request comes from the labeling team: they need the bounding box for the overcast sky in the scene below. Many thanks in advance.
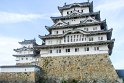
[0,0,124,69]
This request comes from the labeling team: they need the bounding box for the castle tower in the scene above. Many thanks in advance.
[36,1,119,83]
[13,39,40,65]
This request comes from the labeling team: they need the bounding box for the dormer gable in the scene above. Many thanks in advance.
[80,16,99,24]
[53,20,68,26]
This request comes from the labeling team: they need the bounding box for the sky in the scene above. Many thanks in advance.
[0,0,124,69]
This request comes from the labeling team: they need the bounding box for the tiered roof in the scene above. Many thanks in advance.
[13,39,39,57]
[39,28,112,41]
[46,19,107,32]
[19,39,37,45]
[51,11,100,23]
[14,46,34,52]
[58,1,93,14]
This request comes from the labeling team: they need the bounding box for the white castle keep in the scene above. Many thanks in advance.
[0,1,124,83]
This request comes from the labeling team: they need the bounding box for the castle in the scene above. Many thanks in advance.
[0,1,124,83]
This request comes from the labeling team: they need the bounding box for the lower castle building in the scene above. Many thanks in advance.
[0,1,124,83]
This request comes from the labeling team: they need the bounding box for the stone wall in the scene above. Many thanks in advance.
[38,54,119,83]
[0,72,40,83]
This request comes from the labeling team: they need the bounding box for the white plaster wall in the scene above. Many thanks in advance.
[45,33,107,45]
[51,23,101,36]
[22,44,33,48]
[77,25,101,31]
[16,51,33,55]
[16,57,37,63]
[62,7,89,16]
[40,45,109,57]
[46,39,61,45]
[51,29,72,35]
[0,67,37,72]
[64,18,85,25]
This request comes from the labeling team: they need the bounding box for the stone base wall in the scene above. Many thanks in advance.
[0,72,40,83]
[38,54,119,83]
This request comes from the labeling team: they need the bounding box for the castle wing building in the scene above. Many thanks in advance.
[13,39,40,65]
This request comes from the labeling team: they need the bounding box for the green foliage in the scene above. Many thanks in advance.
[61,79,78,83]
[61,80,67,83]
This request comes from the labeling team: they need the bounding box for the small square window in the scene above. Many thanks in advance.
[56,31,58,34]
[59,49,61,53]
[66,49,70,52]
[89,37,93,41]
[67,11,69,14]
[85,47,89,51]
[50,50,52,53]
[94,47,99,51]
[93,27,97,30]
[26,58,28,60]
[75,48,79,52]
[98,37,103,40]
[63,31,64,34]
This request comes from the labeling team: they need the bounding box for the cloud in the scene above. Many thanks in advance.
[0,12,45,24]
[0,36,22,66]
[0,12,61,24]
[95,0,124,11]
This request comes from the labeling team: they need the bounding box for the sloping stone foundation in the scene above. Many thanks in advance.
[38,54,119,83]
[0,72,40,83]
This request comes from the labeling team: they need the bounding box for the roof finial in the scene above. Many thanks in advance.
[87,0,90,2]
[64,2,66,6]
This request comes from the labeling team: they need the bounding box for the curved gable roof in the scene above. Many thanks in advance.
[63,29,89,36]
[80,16,100,24]
[53,20,68,26]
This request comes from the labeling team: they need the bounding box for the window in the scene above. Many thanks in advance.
[76,35,79,41]
[66,49,70,52]
[93,27,97,30]
[71,36,72,42]
[64,36,66,42]
[74,35,76,42]
[21,58,23,60]
[59,49,61,53]
[63,31,64,34]
[84,47,89,51]
[49,50,52,53]
[67,11,69,14]
[89,37,93,41]
[84,28,88,31]
[56,31,58,34]
[67,36,69,42]
[70,11,72,13]
[56,49,58,53]
[56,49,61,53]
[81,10,83,12]
[75,48,79,52]
[98,37,103,40]
[80,21,82,23]
[82,38,84,41]
[67,22,69,24]
[77,10,79,12]
[26,58,28,60]
[94,47,99,51]
[79,35,81,41]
